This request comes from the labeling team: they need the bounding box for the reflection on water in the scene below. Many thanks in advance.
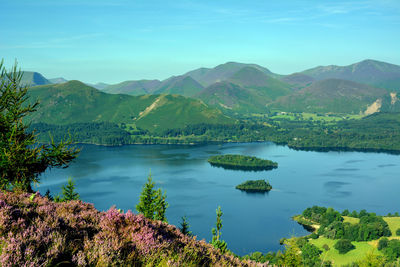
[37,142,400,255]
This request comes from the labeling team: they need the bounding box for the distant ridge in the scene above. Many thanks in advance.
[49,77,68,84]
[184,62,274,87]
[268,78,393,114]
[20,71,51,86]
[301,59,400,91]
[103,80,161,95]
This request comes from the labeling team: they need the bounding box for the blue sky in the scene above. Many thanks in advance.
[1,0,400,83]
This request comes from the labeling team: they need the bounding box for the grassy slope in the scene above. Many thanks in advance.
[154,76,204,97]
[309,237,381,266]
[27,81,234,133]
[304,216,400,266]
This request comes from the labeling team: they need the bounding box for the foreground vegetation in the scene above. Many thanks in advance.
[0,191,257,266]
[208,154,278,171]
[235,180,272,192]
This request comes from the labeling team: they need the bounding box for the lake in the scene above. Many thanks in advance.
[37,142,400,255]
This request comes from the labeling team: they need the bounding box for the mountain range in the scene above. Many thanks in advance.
[27,80,233,133]
[22,59,400,121]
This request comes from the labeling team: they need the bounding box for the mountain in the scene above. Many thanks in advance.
[269,79,393,114]
[227,66,292,99]
[280,73,314,90]
[301,59,400,91]
[20,71,51,86]
[49,77,68,84]
[91,82,110,90]
[27,81,233,132]
[197,81,268,114]
[195,67,292,114]
[103,80,161,95]
[184,62,275,87]
[153,76,204,97]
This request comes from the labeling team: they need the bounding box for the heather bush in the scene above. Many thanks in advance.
[0,191,261,266]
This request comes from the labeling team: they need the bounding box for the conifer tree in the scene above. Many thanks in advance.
[61,177,80,201]
[179,216,192,236]
[211,206,228,253]
[0,60,79,192]
[136,173,168,222]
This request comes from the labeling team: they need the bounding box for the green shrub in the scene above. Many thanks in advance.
[334,239,355,254]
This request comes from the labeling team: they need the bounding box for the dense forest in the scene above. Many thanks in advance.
[31,112,400,155]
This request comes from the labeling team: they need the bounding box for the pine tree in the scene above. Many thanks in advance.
[61,177,80,201]
[179,216,192,236]
[136,173,168,222]
[0,60,79,192]
[211,206,228,253]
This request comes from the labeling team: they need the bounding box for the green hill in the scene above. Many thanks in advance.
[280,73,314,90]
[20,71,51,86]
[228,66,292,99]
[154,75,204,97]
[195,67,292,114]
[197,81,269,114]
[269,79,392,114]
[27,80,233,133]
[184,62,274,87]
[103,79,161,95]
[302,59,400,91]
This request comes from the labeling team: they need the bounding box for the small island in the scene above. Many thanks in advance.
[207,154,278,171]
[235,180,272,192]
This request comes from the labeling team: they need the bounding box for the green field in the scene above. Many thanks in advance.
[383,217,400,236]
[309,237,381,266]
[342,216,360,224]
[270,112,364,122]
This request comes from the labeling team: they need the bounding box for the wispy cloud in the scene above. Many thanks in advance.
[0,33,103,49]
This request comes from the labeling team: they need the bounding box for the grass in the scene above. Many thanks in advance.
[383,217,400,236]
[310,237,381,266]
[342,216,360,224]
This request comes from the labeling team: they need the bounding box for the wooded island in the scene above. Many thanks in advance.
[207,154,278,171]
[236,180,272,192]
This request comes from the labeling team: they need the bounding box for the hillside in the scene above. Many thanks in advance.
[280,73,314,90]
[20,71,51,86]
[197,81,269,114]
[154,75,204,97]
[27,81,233,132]
[228,66,292,99]
[0,191,256,266]
[184,62,274,87]
[301,59,400,91]
[268,78,393,114]
[103,79,161,95]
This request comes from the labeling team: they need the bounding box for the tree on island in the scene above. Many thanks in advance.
[136,172,168,222]
[0,60,79,192]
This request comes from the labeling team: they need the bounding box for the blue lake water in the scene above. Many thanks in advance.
[37,142,400,255]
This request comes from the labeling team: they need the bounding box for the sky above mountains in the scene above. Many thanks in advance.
[1,0,400,83]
